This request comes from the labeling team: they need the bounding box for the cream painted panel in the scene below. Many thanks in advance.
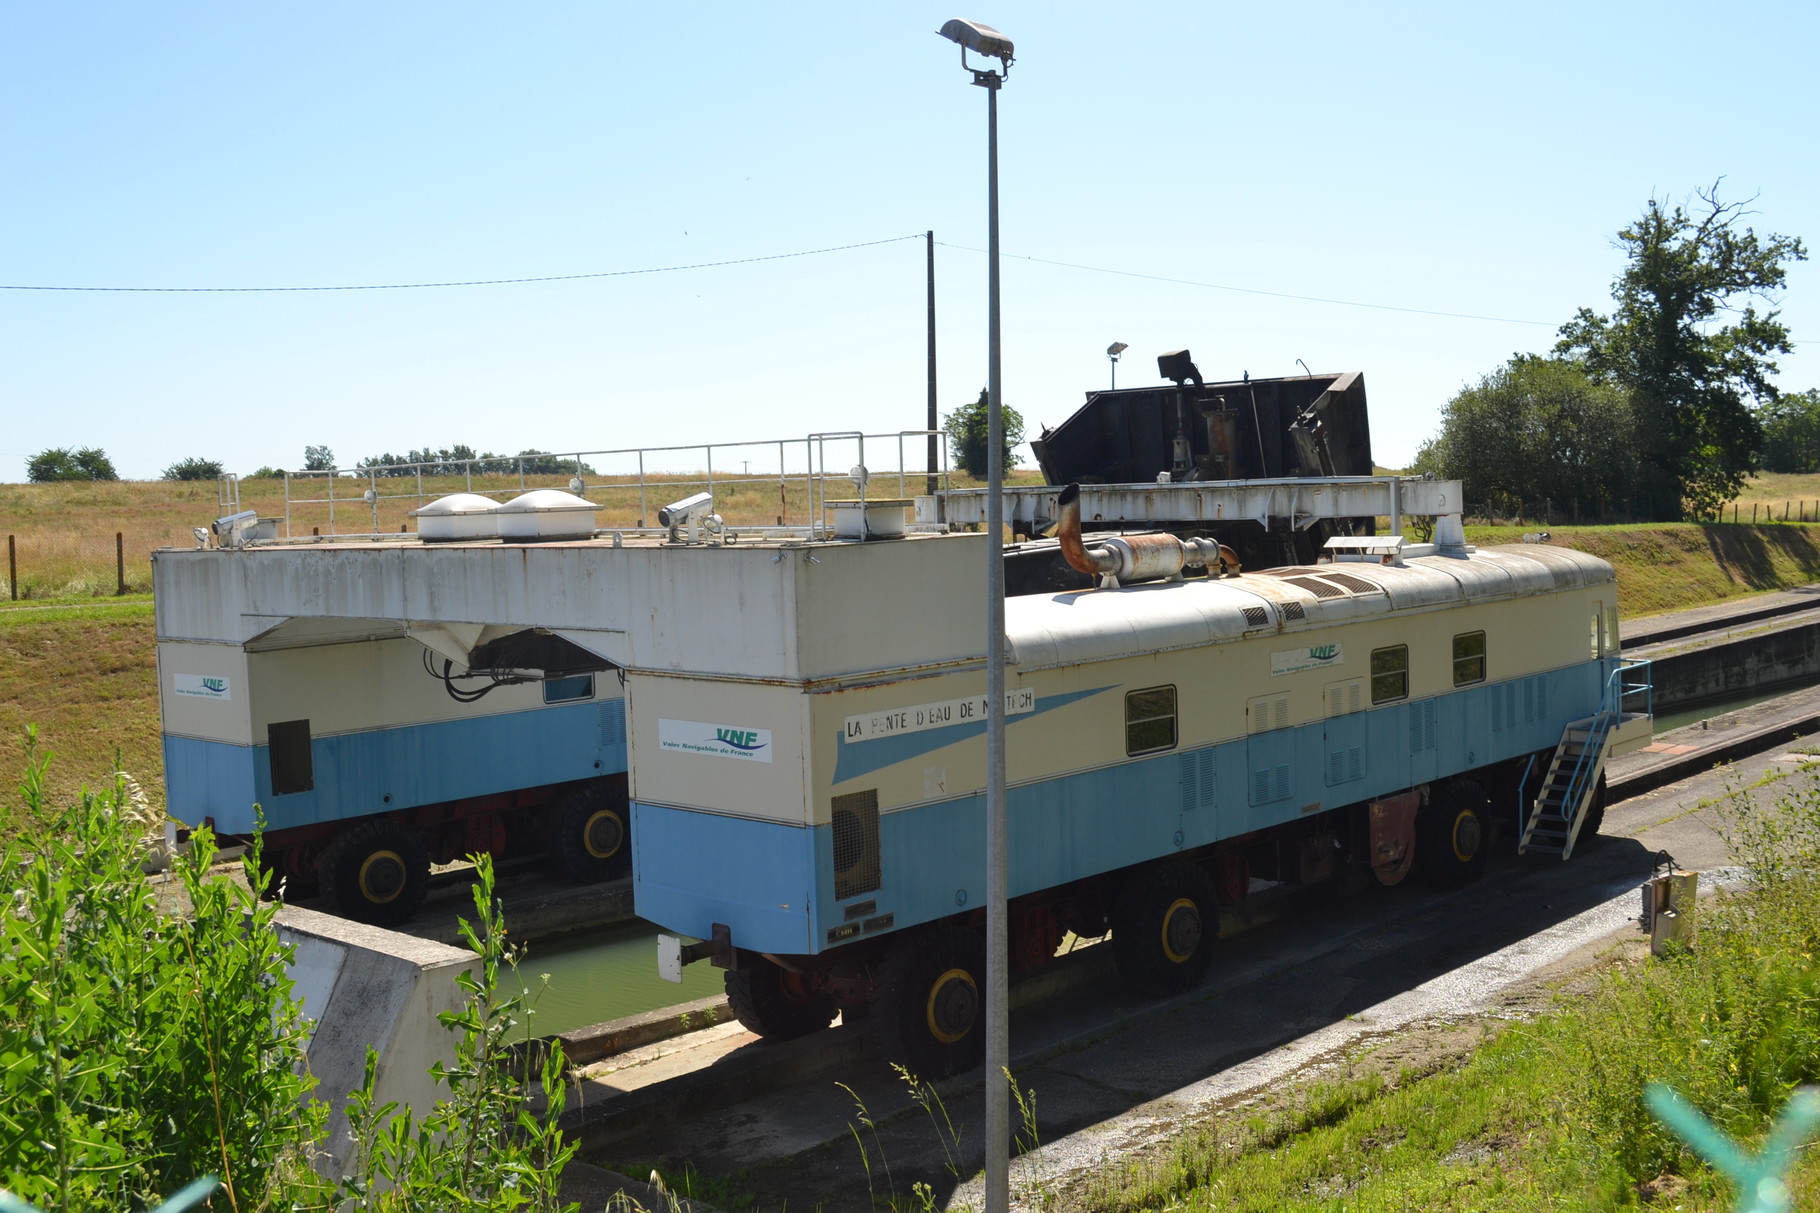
[158,643,254,744]
[245,637,606,737]
[628,676,811,825]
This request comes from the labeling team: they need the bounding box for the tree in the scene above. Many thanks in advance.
[1412,356,1638,518]
[1757,389,1820,473]
[162,456,224,481]
[26,446,118,482]
[302,444,335,471]
[945,388,1026,478]
[1556,185,1807,520]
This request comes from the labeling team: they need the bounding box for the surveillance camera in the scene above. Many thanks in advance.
[658,491,714,529]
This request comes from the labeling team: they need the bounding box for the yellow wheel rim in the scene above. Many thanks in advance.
[357,849,407,904]
[582,808,625,860]
[1160,897,1202,964]
[1450,809,1482,864]
[925,967,978,1043]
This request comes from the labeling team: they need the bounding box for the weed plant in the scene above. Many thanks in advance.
[0,735,582,1211]
[0,731,325,1208]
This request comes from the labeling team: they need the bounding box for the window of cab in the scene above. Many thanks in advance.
[1370,645,1408,704]
[1126,686,1177,755]
[1452,631,1486,686]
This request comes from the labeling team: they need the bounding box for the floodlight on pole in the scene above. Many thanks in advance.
[1108,341,1128,389]
[937,17,1012,1213]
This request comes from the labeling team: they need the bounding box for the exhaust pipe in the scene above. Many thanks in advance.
[1055,483,1241,586]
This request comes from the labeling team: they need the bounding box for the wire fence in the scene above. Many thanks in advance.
[1460,498,1820,527]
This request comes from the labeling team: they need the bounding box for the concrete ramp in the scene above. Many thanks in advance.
[278,904,474,1173]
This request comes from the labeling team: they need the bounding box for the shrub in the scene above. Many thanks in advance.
[161,457,225,481]
[25,447,118,483]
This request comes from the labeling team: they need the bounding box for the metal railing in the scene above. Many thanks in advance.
[271,430,950,541]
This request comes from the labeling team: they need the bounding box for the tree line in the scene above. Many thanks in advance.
[1415,184,1810,521]
[21,443,595,483]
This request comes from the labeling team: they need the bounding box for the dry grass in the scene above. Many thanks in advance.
[0,469,1047,600]
[1467,522,1820,618]
[0,601,160,837]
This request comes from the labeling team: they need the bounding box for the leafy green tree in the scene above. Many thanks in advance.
[1757,389,1820,473]
[1412,355,1638,518]
[302,444,335,471]
[248,465,284,478]
[26,446,118,482]
[1556,185,1807,520]
[945,388,1026,478]
[161,456,224,481]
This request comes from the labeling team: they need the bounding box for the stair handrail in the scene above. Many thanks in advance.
[1550,657,1655,836]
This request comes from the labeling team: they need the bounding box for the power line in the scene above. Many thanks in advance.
[937,242,1820,344]
[0,235,925,292]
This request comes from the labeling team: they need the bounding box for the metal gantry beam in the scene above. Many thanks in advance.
[925,476,1464,532]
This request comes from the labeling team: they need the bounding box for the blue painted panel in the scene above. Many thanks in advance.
[632,802,816,954]
[163,735,261,833]
[638,661,1616,957]
[162,699,626,836]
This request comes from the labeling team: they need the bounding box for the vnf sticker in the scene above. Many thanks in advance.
[173,673,232,701]
[658,718,773,763]
[1270,643,1344,677]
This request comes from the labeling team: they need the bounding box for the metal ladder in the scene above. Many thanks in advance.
[1519,660,1651,860]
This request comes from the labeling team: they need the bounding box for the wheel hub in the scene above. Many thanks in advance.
[358,849,407,904]
[1451,810,1482,863]
[1161,897,1202,963]
[926,967,979,1043]
[583,808,624,860]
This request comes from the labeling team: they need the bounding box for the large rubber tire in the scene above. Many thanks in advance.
[872,927,988,1078]
[1110,859,1219,996]
[1416,779,1491,889]
[725,959,838,1042]
[320,819,431,927]
[550,782,631,884]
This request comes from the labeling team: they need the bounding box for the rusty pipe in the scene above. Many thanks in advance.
[1055,483,1120,577]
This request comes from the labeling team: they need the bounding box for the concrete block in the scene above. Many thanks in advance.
[278,904,475,1175]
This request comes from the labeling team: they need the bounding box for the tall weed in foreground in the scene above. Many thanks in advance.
[0,729,328,1209]
[338,852,579,1212]
[1555,770,1820,1195]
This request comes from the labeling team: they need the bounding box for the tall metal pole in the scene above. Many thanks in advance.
[927,230,939,496]
[982,69,1010,1213]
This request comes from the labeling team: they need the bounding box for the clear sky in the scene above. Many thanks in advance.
[4,1,1816,481]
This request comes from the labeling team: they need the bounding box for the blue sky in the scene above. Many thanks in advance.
[4,1,1816,480]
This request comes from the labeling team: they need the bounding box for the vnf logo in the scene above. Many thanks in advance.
[714,728,765,752]
[199,677,228,694]
[1307,645,1339,662]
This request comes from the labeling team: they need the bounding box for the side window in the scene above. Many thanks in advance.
[1370,645,1408,704]
[1590,612,1602,658]
[1606,605,1620,656]
[1126,685,1177,755]
[1452,631,1486,686]
[542,673,596,704]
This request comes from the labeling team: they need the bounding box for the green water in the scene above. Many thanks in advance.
[508,922,725,1037]
[1652,675,1820,735]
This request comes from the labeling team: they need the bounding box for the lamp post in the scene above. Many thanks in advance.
[1108,340,1128,389]
[937,18,1012,1213]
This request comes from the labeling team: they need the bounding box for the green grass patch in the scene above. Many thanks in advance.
[1085,777,1820,1213]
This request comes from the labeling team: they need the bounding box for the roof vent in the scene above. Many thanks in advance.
[496,489,601,542]
[409,493,501,543]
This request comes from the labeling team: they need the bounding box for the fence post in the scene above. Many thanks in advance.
[116,532,125,595]
[7,534,14,601]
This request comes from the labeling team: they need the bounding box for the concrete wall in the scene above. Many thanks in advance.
[1647,621,1820,710]
[278,904,474,1174]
